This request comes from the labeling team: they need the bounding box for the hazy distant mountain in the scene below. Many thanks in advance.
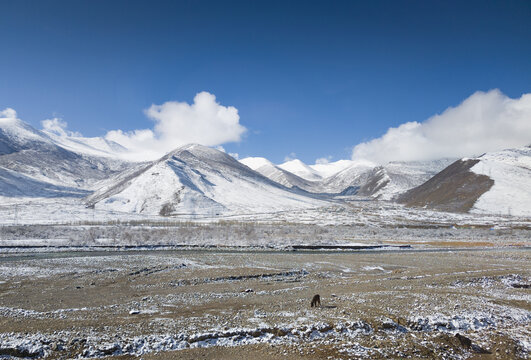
[87,144,326,216]
[398,147,531,216]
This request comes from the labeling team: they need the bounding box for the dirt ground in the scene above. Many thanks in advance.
[0,247,529,359]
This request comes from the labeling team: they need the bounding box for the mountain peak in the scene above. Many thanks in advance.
[0,115,57,155]
[279,159,322,181]
[281,159,307,167]
[87,144,324,216]
[239,157,274,170]
[164,143,234,163]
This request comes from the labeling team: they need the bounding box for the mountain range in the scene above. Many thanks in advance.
[0,115,529,217]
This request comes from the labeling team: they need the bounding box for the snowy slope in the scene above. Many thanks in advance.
[87,144,326,216]
[470,147,531,216]
[43,131,128,159]
[241,156,451,197]
[278,159,323,181]
[0,167,89,198]
[397,147,531,216]
[397,159,493,213]
[252,158,355,184]
[240,157,319,191]
[310,160,354,179]
[0,113,132,195]
[0,114,57,155]
[359,159,456,200]
[239,157,273,171]
[320,159,377,194]
[243,157,375,195]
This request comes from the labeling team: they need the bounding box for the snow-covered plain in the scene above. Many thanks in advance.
[1,195,529,228]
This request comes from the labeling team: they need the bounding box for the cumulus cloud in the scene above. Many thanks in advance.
[284,152,297,162]
[352,89,531,164]
[41,118,81,137]
[315,156,332,164]
[0,108,17,120]
[105,91,246,161]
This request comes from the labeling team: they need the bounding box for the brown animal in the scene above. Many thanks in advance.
[310,294,321,307]
[455,333,472,348]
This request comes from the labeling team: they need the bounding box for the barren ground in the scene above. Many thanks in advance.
[0,246,529,359]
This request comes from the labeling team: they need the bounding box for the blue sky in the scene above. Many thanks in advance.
[1,0,530,163]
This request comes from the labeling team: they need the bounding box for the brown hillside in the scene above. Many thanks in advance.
[397,159,494,213]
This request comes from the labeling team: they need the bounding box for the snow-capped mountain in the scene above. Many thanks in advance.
[319,159,378,194]
[240,157,319,192]
[310,159,354,179]
[241,156,453,198]
[0,113,57,154]
[0,113,132,196]
[356,159,456,200]
[43,130,128,159]
[87,144,326,216]
[278,159,323,181]
[398,147,531,216]
[238,156,272,171]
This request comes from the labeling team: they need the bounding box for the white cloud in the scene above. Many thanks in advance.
[41,118,81,137]
[352,89,531,164]
[315,156,332,164]
[105,91,246,161]
[284,152,297,162]
[0,108,17,120]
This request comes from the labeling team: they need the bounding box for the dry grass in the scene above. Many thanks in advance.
[1,249,529,359]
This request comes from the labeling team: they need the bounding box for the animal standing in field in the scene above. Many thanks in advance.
[310,294,321,307]
[455,333,472,348]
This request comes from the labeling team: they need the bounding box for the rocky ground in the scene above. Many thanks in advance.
[0,247,529,359]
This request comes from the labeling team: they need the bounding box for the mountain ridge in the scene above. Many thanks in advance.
[87,144,327,216]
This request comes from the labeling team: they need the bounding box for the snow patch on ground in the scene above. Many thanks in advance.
[1,310,529,358]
